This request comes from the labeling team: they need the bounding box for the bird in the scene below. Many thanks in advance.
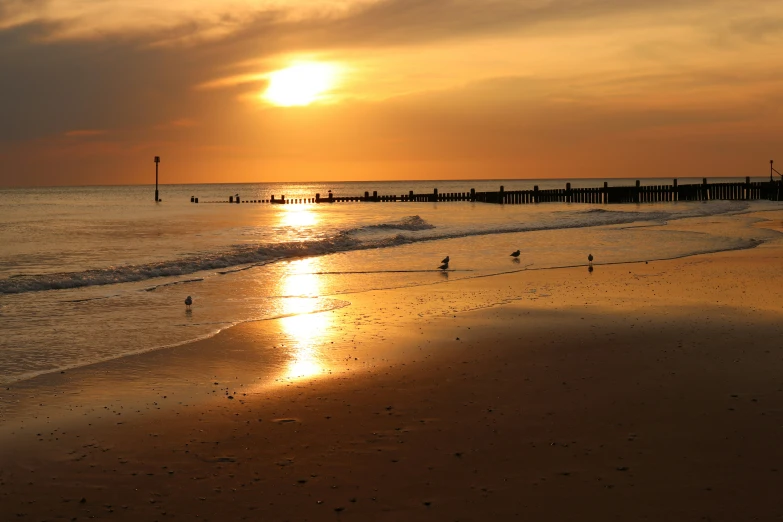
[441,255,450,264]
[510,250,520,258]
[185,296,192,309]
[438,263,449,271]
[588,253,594,266]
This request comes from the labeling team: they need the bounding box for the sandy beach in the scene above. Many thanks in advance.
[2,210,783,521]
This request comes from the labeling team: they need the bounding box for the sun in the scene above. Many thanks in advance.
[263,62,336,107]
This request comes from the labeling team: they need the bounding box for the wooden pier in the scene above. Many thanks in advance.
[193,177,782,205]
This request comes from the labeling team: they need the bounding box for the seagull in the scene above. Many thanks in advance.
[441,255,450,264]
[588,253,594,266]
[438,263,449,271]
[185,296,192,309]
[510,250,520,258]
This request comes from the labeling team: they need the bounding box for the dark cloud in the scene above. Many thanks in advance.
[1,0,780,185]
[728,16,783,43]
[0,0,718,143]
[214,0,707,61]
[0,0,48,24]
[0,21,211,141]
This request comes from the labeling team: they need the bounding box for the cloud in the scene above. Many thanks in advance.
[727,16,783,43]
[64,129,107,137]
[0,0,48,30]
[155,118,199,130]
[2,0,783,185]
[0,20,209,141]
[196,73,269,91]
[205,0,720,58]
[3,0,717,55]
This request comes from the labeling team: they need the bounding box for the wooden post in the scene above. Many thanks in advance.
[499,185,504,204]
[702,177,708,200]
[470,188,476,201]
[433,188,438,202]
[533,185,539,203]
[566,182,571,203]
[154,156,160,202]
[673,179,678,202]
[229,195,233,203]
[635,180,640,203]
[745,176,751,200]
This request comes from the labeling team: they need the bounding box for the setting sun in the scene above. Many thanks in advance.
[263,62,336,107]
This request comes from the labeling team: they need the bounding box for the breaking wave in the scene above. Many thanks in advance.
[351,215,436,232]
[0,203,752,295]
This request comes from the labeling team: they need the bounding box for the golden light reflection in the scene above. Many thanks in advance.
[280,206,318,229]
[278,258,331,380]
[263,62,338,107]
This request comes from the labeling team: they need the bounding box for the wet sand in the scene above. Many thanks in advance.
[2,212,783,521]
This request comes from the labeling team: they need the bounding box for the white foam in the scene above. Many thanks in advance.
[0,203,758,295]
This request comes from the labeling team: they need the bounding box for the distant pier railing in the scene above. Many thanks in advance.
[191,177,782,205]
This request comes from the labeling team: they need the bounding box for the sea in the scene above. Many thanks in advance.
[1,178,779,386]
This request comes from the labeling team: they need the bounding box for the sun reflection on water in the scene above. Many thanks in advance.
[278,258,330,380]
[280,205,318,229]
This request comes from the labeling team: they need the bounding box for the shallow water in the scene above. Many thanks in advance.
[0,179,779,384]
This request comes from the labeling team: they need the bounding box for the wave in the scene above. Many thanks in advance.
[0,204,750,295]
[0,237,359,294]
[350,215,436,232]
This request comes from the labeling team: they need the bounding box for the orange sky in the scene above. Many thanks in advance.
[1,0,782,186]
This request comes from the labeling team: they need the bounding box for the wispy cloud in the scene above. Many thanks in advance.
[2,0,783,185]
[196,73,269,90]
[155,118,199,130]
[64,129,107,137]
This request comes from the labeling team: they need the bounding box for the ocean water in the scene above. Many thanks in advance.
[0,178,779,385]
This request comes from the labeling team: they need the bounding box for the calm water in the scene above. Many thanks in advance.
[0,178,778,385]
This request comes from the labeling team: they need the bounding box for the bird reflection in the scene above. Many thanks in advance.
[588,265,594,274]
[512,257,520,264]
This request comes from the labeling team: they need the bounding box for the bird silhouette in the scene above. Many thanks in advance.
[441,255,450,264]
[588,253,594,266]
[185,296,193,309]
[510,250,520,258]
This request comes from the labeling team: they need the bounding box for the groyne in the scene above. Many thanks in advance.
[192,178,782,205]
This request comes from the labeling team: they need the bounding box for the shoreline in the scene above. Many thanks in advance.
[2,199,775,297]
[2,206,779,389]
[2,214,783,519]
